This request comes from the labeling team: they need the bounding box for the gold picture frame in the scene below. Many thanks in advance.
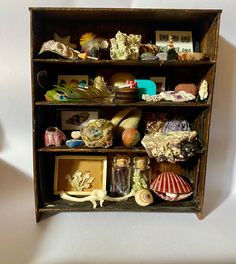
[54,155,107,195]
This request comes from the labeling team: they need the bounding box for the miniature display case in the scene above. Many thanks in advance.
[29,7,221,222]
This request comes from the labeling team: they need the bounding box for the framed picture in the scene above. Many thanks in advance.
[155,30,193,53]
[57,75,89,88]
[60,110,99,130]
[150,76,166,93]
[54,155,107,195]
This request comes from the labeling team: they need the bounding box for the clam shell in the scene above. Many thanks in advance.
[135,189,154,207]
[150,172,193,201]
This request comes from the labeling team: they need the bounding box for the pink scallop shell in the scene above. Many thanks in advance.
[150,172,193,201]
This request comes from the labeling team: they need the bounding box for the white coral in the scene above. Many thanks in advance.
[66,170,94,191]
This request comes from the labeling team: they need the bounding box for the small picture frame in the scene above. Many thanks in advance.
[54,155,107,195]
[155,30,193,53]
[60,110,99,130]
[150,77,166,93]
[57,75,89,88]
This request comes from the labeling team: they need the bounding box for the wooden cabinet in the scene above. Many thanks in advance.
[29,8,221,222]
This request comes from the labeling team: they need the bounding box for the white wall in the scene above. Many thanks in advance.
[0,1,236,263]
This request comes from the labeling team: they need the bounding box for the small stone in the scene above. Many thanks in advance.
[175,83,198,96]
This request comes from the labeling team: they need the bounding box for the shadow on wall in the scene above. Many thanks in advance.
[0,159,48,264]
[203,36,236,217]
[0,122,5,151]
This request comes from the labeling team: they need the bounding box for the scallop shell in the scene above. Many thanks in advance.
[150,172,193,201]
[135,189,154,207]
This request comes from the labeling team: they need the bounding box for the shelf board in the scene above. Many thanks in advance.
[33,58,215,67]
[39,197,199,213]
[38,145,147,153]
[35,100,210,107]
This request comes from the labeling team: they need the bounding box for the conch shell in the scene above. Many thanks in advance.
[150,172,193,201]
[111,107,142,136]
[135,189,154,207]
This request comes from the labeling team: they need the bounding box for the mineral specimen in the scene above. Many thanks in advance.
[110,31,141,60]
[142,91,196,102]
[175,83,198,96]
[80,119,113,148]
[141,131,199,163]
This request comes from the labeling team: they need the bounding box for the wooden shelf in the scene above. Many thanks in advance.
[38,145,147,153]
[39,197,199,213]
[35,100,210,108]
[33,58,215,67]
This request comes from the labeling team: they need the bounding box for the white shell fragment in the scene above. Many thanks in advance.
[39,40,81,60]
[198,80,208,100]
[142,90,195,102]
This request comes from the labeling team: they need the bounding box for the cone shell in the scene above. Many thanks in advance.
[150,172,193,201]
[135,189,154,207]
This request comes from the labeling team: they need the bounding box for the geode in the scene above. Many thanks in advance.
[80,119,113,148]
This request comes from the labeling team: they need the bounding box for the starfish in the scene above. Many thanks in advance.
[53,33,77,49]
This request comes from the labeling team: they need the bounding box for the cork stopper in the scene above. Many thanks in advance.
[115,155,129,167]
[135,157,148,170]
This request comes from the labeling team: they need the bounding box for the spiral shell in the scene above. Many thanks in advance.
[135,189,154,207]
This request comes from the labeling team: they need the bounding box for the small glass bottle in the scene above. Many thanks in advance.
[110,155,131,197]
[132,156,151,192]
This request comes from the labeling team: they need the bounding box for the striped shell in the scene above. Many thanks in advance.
[135,189,154,207]
[150,172,193,201]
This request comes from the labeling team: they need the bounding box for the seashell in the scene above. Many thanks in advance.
[198,80,208,100]
[178,52,207,61]
[44,127,66,147]
[150,172,193,201]
[117,108,142,135]
[65,139,84,148]
[39,40,81,60]
[135,189,154,207]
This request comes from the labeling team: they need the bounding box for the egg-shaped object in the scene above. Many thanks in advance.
[135,189,154,207]
[150,172,193,201]
[122,128,141,148]
[71,131,81,139]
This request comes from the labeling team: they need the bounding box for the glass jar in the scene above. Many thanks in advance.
[110,155,131,197]
[132,156,151,192]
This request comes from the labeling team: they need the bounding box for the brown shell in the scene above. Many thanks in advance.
[150,172,193,201]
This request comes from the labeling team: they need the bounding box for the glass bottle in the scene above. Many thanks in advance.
[132,156,151,192]
[110,155,131,197]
